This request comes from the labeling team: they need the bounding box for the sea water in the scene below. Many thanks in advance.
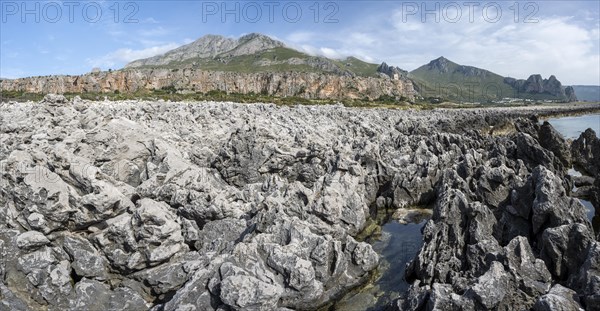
[547,113,599,231]
[545,113,600,139]
[336,113,600,310]
[333,218,426,311]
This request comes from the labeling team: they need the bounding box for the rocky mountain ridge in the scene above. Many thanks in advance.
[125,33,381,78]
[126,33,285,68]
[0,34,582,103]
[504,75,577,101]
[0,68,417,100]
[376,62,408,79]
[411,56,577,102]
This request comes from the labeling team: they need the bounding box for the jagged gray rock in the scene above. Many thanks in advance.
[62,235,108,279]
[572,128,600,177]
[377,62,408,79]
[539,121,571,166]
[401,153,593,309]
[16,231,50,250]
[0,98,599,311]
[504,75,577,102]
[533,284,583,311]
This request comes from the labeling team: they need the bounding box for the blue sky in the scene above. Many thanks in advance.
[1,0,599,85]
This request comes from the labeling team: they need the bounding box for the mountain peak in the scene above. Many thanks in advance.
[126,33,284,68]
[426,56,455,73]
[223,33,285,57]
[239,33,273,42]
[431,56,452,63]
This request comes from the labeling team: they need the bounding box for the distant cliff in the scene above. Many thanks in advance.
[0,68,417,101]
[409,57,578,102]
[504,75,577,102]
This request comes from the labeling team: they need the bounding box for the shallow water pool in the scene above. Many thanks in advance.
[333,219,426,311]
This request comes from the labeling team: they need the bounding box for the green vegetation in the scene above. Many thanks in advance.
[5,88,587,111]
[2,87,556,110]
[1,88,420,108]
[0,90,44,102]
[134,47,380,77]
[409,58,566,103]
[332,56,380,78]
[409,60,515,103]
[6,86,582,110]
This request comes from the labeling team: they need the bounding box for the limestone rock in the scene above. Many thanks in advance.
[16,231,50,250]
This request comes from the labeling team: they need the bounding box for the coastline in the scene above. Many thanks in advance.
[1,96,599,310]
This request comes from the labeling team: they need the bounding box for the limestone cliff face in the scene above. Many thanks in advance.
[504,75,577,102]
[0,69,417,100]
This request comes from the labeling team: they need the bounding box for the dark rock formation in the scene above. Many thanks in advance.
[565,86,578,102]
[377,62,408,79]
[572,128,600,177]
[504,75,577,102]
[538,121,571,167]
[571,128,600,221]
[395,113,597,310]
[0,98,599,310]
[425,56,452,73]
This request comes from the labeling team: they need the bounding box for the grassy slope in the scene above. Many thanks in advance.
[135,47,380,77]
[409,60,563,102]
[332,57,380,78]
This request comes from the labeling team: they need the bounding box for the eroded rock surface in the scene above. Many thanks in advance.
[396,121,599,310]
[0,99,599,310]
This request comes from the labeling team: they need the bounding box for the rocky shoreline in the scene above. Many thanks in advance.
[1,97,599,310]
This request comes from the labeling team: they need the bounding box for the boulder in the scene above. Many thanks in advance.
[538,121,571,167]
[63,235,108,279]
[571,129,600,177]
[16,231,50,250]
[533,284,583,311]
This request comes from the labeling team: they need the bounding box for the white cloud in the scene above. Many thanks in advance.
[142,17,160,24]
[287,31,315,43]
[139,26,170,37]
[280,11,600,85]
[87,43,180,69]
[319,47,342,59]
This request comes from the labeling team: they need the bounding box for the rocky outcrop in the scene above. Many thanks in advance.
[410,57,577,102]
[420,56,494,78]
[504,75,577,102]
[571,128,600,219]
[0,69,417,101]
[425,56,452,73]
[399,164,591,309]
[1,98,599,310]
[377,62,408,79]
[126,33,285,68]
[565,86,578,102]
[455,65,494,78]
[572,128,600,177]
[538,121,572,167]
[393,109,599,310]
